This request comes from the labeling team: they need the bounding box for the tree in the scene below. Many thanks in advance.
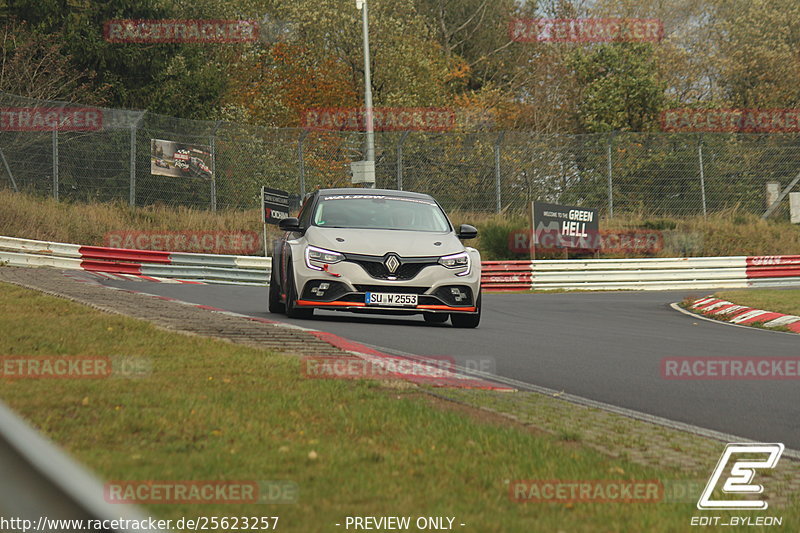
[570,43,665,133]
[706,0,800,108]
[1,0,231,117]
[0,20,104,102]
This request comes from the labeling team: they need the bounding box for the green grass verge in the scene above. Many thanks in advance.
[715,289,800,317]
[0,282,794,531]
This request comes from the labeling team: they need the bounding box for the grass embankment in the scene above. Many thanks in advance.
[2,190,799,259]
[715,289,800,316]
[0,190,269,252]
[461,208,800,260]
[0,282,728,532]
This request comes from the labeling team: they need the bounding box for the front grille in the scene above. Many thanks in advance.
[354,285,429,294]
[344,253,439,281]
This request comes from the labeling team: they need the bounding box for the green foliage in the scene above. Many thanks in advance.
[474,216,528,260]
[2,0,231,117]
[570,43,666,133]
[640,219,677,230]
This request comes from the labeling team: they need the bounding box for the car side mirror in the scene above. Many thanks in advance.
[456,224,478,240]
[278,217,303,232]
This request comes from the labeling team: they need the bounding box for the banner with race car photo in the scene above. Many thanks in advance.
[150,139,213,179]
[531,201,599,252]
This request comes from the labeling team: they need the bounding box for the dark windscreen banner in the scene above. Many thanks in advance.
[262,187,290,224]
[150,139,213,179]
[531,202,600,250]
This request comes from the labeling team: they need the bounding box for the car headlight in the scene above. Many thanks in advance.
[305,245,345,271]
[438,251,470,276]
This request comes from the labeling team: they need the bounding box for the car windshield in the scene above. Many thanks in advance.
[312,194,451,232]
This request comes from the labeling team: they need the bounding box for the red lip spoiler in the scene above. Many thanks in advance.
[296,300,476,312]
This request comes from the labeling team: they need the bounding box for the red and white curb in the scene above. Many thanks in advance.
[64,271,512,391]
[685,296,800,333]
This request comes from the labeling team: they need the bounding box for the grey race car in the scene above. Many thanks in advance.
[269,188,482,328]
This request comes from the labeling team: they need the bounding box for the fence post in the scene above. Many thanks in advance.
[0,148,17,192]
[396,131,408,190]
[129,124,136,206]
[210,120,221,212]
[494,131,505,213]
[52,128,58,201]
[606,132,614,218]
[698,135,707,217]
[298,130,307,197]
[129,111,146,207]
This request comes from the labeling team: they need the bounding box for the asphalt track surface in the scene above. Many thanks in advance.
[99,279,800,449]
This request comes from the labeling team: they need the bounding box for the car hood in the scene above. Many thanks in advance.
[305,227,464,257]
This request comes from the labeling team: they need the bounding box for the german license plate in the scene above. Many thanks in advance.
[365,292,418,307]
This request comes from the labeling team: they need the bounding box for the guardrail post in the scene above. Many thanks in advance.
[52,128,58,201]
[698,136,707,217]
[606,132,614,218]
[494,131,505,213]
[298,130,307,197]
[396,131,408,190]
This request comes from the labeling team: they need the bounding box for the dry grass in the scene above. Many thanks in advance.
[451,206,800,259]
[2,191,799,259]
[0,190,275,253]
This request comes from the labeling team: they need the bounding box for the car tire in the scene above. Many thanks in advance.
[423,313,449,324]
[285,264,314,319]
[450,292,481,328]
[268,265,285,314]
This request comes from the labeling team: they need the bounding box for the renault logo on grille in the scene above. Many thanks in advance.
[384,254,401,273]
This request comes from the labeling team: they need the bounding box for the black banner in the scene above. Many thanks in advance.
[532,201,599,250]
[262,187,290,224]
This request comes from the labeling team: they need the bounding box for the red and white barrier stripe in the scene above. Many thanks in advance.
[689,296,800,333]
[481,256,800,291]
[4,235,800,291]
[0,236,270,284]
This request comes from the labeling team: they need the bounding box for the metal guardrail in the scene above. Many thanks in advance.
[3,236,800,290]
[0,236,271,285]
[0,399,169,533]
[482,256,800,291]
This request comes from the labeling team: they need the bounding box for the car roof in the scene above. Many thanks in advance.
[316,188,434,200]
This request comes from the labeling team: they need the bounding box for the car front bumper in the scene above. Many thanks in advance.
[290,251,481,315]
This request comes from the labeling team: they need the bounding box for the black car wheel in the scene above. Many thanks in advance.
[268,263,285,314]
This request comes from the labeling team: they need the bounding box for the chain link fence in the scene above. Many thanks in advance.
[1,91,798,217]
